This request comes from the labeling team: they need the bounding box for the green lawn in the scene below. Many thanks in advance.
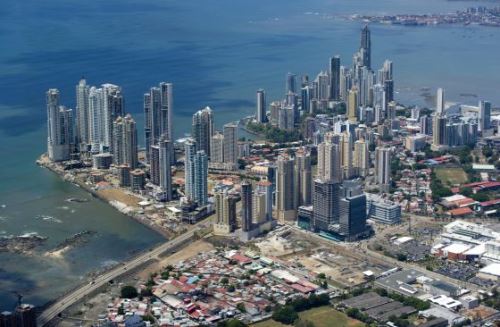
[252,306,364,327]
[434,167,468,185]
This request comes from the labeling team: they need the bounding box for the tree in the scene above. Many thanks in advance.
[272,305,299,325]
[120,285,138,299]
[471,192,489,202]
[236,302,246,313]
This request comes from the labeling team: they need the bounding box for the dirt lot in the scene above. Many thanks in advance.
[137,239,214,279]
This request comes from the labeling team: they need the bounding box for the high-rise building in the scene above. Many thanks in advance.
[436,88,445,115]
[276,156,296,223]
[184,139,204,205]
[76,78,90,148]
[316,71,330,101]
[256,89,267,123]
[360,25,371,69]
[353,139,369,177]
[184,139,208,206]
[329,55,341,101]
[211,132,224,163]
[184,139,196,201]
[214,190,237,235]
[159,137,173,201]
[339,183,367,241]
[150,144,161,186]
[112,114,138,169]
[256,180,273,221]
[14,304,37,327]
[241,181,253,232]
[144,82,173,162]
[420,115,433,135]
[192,106,214,157]
[384,79,394,103]
[46,89,73,162]
[312,179,340,231]
[317,141,342,183]
[432,114,447,147]
[347,87,358,122]
[0,310,15,327]
[375,147,391,191]
[223,123,238,165]
[102,84,124,152]
[286,72,297,94]
[479,100,491,132]
[341,132,354,179]
[295,150,312,207]
[192,150,208,206]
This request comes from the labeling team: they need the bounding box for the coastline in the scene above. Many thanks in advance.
[35,155,170,240]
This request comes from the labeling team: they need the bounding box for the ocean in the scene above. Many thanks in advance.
[0,0,499,309]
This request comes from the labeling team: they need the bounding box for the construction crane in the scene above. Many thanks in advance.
[11,291,23,309]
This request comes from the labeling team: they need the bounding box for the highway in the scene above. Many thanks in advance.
[37,228,198,327]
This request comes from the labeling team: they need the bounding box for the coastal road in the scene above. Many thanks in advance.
[37,228,199,327]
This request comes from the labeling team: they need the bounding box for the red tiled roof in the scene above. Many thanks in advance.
[447,207,473,216]
[480,198,500,207]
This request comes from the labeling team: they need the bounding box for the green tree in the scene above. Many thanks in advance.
[236,302,246,313]
[120,285,138,299]
[272,305,299,325]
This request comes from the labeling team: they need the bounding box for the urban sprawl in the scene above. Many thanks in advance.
[10,25,500,327]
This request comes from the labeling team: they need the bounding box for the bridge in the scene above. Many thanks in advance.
[37,228,199,326]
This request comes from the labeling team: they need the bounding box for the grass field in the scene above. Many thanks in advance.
[252,306,364,327]
[434,167,468,185]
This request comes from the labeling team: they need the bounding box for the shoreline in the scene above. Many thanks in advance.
[36,156,170,240]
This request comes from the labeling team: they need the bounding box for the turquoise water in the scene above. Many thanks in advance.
[0,0,499,309]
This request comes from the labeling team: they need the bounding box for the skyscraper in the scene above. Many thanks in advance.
[159,137,173,201]
[276,156,296,223]
[353,139,369,177]
[241,181,253,232]
[339,182,367,241]
[375,147,391,191]
[184,139,208,206]
[256,89,267,123]
[192,106,214,157]
[112,114,138,169]
[317,141,342,183]
[479,100,491,132]
[145,82,174,161]
[214,190,237,235]
[46,89,73,162]
[159,82,173,141]
[360,25,371,69]
[193,150,208,206]
[211,132,224,163]
[256,180,273,221]
[286,72,297,94]
[436,88,445,115]
[295,150,312,207]
[432,114,447,147]
[329,55,341,101]
[312,179,340,232]
[102,83,124,152]
[150,144,161,186]
[347,87,358,122]
[184,139,196,202]
[223,123,238,165]
[76,78,90,148]
[341,132,354,179]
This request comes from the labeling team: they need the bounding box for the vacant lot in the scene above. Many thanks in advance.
[252,306,364,327]
[434,167,468,185]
